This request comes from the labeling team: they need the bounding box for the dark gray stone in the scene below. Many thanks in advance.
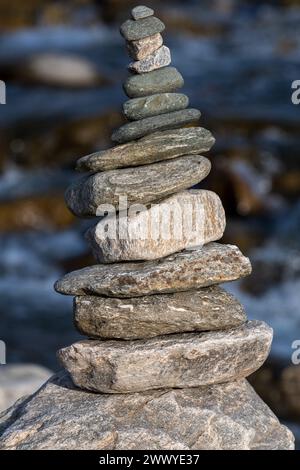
[131,5,154,20]
[65,155,211,217]
[123,93,189,121]
[120,17,165,41]
[76,127,214,172]
[74,286,247,340]
[0,372,294,449]
[54,242,252,297]
[58,321,273,393]
[124,67,184,98]
[112,109,201,143]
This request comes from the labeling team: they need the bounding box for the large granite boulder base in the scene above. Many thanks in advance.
[0,372,294,450]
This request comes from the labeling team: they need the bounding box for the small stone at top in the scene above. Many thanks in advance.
[131,5,154,20]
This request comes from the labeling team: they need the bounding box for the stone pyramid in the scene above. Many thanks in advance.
[0,6,294,450]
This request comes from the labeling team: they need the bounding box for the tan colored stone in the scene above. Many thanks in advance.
[127,33,163,60]
[86,190,225,263]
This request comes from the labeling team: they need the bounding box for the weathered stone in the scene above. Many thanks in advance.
[111,108,201,143]
[0,365,52,413]
[74,286,246,340]
[129,46,171,74]
[131,5,154,20]
[58,321,272,394]
[0,373,294,450]
[76,127,214,172]
[123,93,189,121]
[66,155,210,217]
[87,189,225,263]
[127,33,163,60]
[120,17,165,41]
[124,67,184,98]
[54,242,252,297]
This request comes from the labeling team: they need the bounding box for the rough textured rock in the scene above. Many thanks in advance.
[0,372,294,450]
[66,155,211,217]
[74,286,247,340]
[129,45,171,74]
[111,108,201,143]
[124,67,184,98]
[120,17,165,41]
[0,364,52,413]
[87,189,225,263]
[58,321,272,393]
[54,242,252,297]
[131,5,154,20]
[123,93,189,121]
[127,33,163,60]
[76,127,214,172]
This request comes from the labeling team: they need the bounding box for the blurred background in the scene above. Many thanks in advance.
[0,0,300,447]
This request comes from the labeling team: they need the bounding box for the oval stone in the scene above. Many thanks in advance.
[124,66,184,98]
[111,108,201,143]
[123,93,189,121]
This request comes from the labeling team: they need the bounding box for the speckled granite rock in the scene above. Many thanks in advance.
[58,321,272,393]
[74,286,246,340]
[76,127,214,172]
[65,155,210,217]
[120,17,165,41]
[127,33,163,60]
[124,67,184,98]
[129,45,171,74]
[131,5,154,20]
[86,189,225,263]
[123,93,189,121]
[54,243,252,297]
[0,372,294,450]
[111,108,201,143]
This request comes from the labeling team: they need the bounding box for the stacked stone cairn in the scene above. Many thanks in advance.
[35,6,293,450]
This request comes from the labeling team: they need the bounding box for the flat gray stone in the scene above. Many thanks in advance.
[54,242,252,297]
[123,93,189,121]
[74,286,247,340]
[76,127,214,172]
[120,17,165,41]
[127,33,163,60]
[86,189,225,263]
[58,321,273,393]
[124,66,184,98]
[65,155,211,217]
[0,372,294,450]
[129,45,171,74]
[111,108,201,143]
[131,5,154,20]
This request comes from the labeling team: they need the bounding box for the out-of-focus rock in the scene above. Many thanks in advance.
[0,364,52,412]
[10,53,111,88]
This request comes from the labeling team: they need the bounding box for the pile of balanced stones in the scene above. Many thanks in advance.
[0,6,294,450]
